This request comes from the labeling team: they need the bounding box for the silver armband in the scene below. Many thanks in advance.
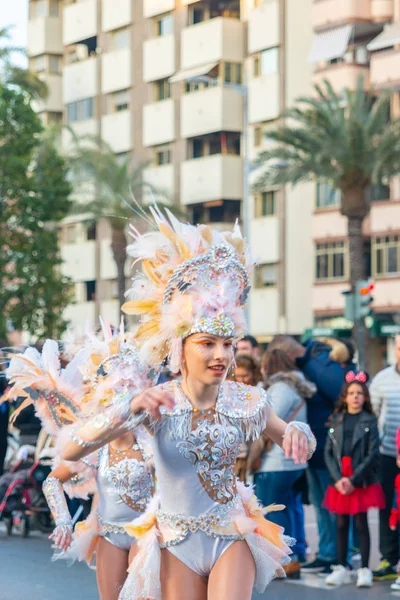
[43,477,72,527]
[283,421,317,459]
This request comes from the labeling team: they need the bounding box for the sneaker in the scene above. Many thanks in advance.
[325,565,352,586]
[373,559,398,581]
[391,576,400,591]
[318,563,352,578]
[301,558,330,573]
[357,568,373,588]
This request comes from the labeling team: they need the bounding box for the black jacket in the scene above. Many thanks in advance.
[324,411,380,488]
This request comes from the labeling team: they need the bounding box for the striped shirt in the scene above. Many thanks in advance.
[370,366,400,457]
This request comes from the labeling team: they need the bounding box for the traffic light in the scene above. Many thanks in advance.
[355,280,374,320]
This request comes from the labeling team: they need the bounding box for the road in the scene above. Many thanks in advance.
[0,509,398,600]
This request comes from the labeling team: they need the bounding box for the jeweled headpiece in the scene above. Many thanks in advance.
[122,207,252,370]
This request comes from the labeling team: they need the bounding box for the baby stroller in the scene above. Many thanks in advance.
[0,446,53,537]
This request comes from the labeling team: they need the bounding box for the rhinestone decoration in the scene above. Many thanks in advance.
[163,244,249,306]
[190,313,235,338]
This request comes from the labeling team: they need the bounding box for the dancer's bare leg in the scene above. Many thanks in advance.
[160,548,208,600]
[96,537,129,600]
[208,541,256,600]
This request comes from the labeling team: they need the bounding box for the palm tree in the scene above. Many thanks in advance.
[0,26,48,99]
[66,135,180,309]
[254,77,400,368]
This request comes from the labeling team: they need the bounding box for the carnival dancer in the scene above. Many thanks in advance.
[59,209,316,600]
[323,371,385,588]
[5,328,155,600]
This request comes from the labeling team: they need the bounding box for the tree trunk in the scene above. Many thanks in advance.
[111,225,128,310]
[342,188,369,371]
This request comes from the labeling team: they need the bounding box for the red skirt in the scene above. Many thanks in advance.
[324,456,386,515]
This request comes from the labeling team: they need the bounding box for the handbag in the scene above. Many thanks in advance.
[247,400,306,473]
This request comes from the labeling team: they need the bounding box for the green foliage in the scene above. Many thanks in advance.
[254,77,400,199]
[0,85,72,340]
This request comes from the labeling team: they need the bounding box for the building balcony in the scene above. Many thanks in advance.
[312,282,347,315]
[34,74,63,113]
[62,119,99,153]
[250,217,279,263]
[143,99,175,147]
[370,49,400,90]
[143,34,175,83]
[313,63,370,92]
[370,0,394,22]
[101,49,132,94]
[248,73,280,124]
[312,209,370,239]
[27,16,63,57]
[312,0,371,31]
[143,0,175,18]
[143,164,175,203]
[370,201,400,234]
[101,111,132,153]
[181,17,244,71]
[249,288,279,336]
[101,0,132,32]
[248,0,280,54]
[180,154,242,205]
[63,56,98,104]
[181,86,243,138]
[63,0,97,47]
[64,302,96,329]
[61,240,96,281]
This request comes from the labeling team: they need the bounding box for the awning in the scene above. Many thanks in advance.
[367,23,400,52]
[169,62,218,83]
[308,24,354,63]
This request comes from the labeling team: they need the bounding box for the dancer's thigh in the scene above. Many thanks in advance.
[208,540,256,600]
[160,547,208,600]
[96,537,129,600]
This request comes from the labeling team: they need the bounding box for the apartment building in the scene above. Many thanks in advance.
[26,0,315,342]
[308,0,400,368]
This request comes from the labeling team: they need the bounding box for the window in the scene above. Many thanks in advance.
[254,126,262,147]
[316,181,341,209]
[47,112,63,124]
[49,55,61,73]
[86,222,96,241]
[33,55,46,73]
[255,191,276,217]
[154,79,171,101]
[355,45,368,65]
[255,263,277,288]
[64,225,76,244]
[260,47,278,76]
[112,89,129,112]
[103,280,119,300]
[49,1,60,16]
[366,183,390,203]
[85,281,96,302]
[189,5,206,24]
[155,147,172,165]
[185,78,218,93]
[316,242,346,280]
[112,28,130,50]
[66,98,94,123]
[224,62,242,85]
[32,0,46,18]
[192,139,205,158]
[155,14,173,37]
[373,236,400,276]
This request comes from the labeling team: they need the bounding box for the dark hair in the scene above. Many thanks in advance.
[239,335,259,349]
[261,348,296,379]
[331,380,374,420]
[234,353,262,384]
[340,339,355,365]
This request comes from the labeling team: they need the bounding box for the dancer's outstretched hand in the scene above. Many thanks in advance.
[49,524,73,552]
[282,427,310,465]
[130,387,175,420]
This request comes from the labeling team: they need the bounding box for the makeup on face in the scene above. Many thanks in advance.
[183,334,234,383]
[345,383,365,414]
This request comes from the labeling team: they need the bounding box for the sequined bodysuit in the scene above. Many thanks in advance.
[120,380,294,599]
[96,425,153,551]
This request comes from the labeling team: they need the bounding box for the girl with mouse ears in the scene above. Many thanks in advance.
[60,208,316,600]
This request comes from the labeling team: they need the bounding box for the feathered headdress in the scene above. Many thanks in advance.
[122,207,252,371]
